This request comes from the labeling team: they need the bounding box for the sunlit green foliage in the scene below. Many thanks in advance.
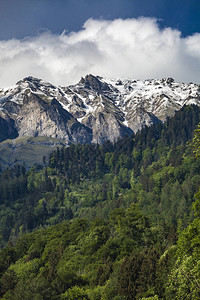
[0,105,200,298]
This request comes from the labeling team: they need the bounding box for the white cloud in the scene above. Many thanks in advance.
[185,33,200,58]
[0,17,199,88]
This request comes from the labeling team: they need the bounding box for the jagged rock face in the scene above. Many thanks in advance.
[0,74,200,144]
[62,75,200,134]
[79,74,113,92]
[126,107,161,132]
[85,110,132,144]
[0,111,18,142]
[14,92,92,144]
[79,93,133,143]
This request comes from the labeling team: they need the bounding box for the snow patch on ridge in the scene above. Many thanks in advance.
[0,75,200,134]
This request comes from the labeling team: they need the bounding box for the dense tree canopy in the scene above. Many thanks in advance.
[0,105,200,299]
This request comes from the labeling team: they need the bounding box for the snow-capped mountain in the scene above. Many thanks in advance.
[0,74,200,144]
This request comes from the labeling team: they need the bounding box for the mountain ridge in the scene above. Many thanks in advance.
[0,74,200,144]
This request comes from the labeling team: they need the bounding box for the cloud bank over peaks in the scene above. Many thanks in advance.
[0,17,200,88]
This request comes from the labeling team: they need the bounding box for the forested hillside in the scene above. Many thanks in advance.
[0,105,200,299]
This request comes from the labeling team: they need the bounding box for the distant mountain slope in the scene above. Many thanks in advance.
[0,75,200,144]
[0,136,65,169]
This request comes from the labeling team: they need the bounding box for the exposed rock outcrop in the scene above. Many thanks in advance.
[0,75,200,144]
[15,92,92,144]
[0,111,18,142]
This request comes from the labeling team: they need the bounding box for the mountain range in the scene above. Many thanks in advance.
[0,74,200,145]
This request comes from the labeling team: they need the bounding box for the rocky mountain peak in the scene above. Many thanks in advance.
[0,75,200,145]
[16,76,57,93]
[79,74,112,92]
[17,76,41,84]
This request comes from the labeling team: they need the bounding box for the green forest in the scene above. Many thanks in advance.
[1,105,200,299]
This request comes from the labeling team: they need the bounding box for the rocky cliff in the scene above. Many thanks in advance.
[0,75,200,144]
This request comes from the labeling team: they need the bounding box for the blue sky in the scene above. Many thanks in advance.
[0,0,199,87]
[0,0,199,39]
